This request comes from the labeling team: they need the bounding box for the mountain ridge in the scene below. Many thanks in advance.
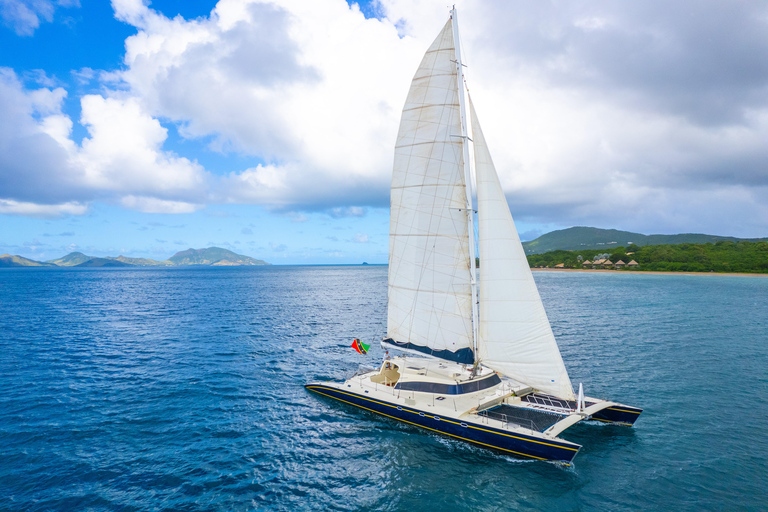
[522,227,767,254]
[169,247,268,266]
[1,248,269,267]
[0,254,57,267]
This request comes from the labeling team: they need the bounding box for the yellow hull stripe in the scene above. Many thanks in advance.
[306,385,579,456]
[606,407,642,415]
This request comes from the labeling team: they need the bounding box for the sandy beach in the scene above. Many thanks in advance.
[530,268,768,277]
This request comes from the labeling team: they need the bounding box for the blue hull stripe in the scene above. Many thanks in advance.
[306,384,580,464]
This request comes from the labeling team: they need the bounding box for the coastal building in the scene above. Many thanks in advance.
[554,263,565,268]
[628,260,639,268]
[615,260,626,269]
[582,260,592,267]
[602,259,613,268]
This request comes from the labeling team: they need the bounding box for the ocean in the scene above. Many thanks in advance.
[1,266,766,511]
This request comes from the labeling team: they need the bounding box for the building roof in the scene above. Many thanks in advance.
[628,260,639,265]
[615,260,626,265]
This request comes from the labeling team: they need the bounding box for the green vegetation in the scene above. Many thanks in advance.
[522,226,767,255]
[169,247,268,266]
[76,258,134,267]
[0,254,56,267]
[48,252,172,266]
[111,256,174,266]
[527,241,768,274]
[46,252,92,266]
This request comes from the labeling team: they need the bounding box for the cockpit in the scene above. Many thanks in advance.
[370,361,400,386]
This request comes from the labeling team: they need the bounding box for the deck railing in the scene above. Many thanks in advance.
[478,409,540,432]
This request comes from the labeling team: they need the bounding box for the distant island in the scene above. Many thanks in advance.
[0,247,270,268]
[523,226,767,255]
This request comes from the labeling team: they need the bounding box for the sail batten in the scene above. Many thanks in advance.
[471,97,574,400]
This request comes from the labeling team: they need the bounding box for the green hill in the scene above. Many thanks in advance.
[110,256,174,266]
[48,252,189,267]
[522,227,767,254]
[169,247,269,266]
[46,252,92,266]
[75,258,135,267]
[0,254,55,267]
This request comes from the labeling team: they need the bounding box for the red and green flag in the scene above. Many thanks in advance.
[352,338,370,355]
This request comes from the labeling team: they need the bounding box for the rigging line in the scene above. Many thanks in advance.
[373,316,386,345]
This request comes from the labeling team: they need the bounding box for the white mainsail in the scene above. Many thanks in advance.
[385,19,474,363]
[471,97,575,400]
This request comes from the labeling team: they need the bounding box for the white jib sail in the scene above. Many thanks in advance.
[471,97,575,400]
[386,19,474,358]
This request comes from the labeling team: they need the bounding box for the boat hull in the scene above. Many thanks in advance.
[590,405,643,426]
[305,383,581,464]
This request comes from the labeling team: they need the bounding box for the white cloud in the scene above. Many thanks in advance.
[77,95,207,197]
[379,0,768,236]
[351,233,368,243]
[0,68,85,204]
[287,212,308,223]
[2,0,768,238]
[0,67,208,213]
[120,195,201,214]
[110,0,419,207]
[71,67,96,85]
[329,206,367,218]
[0,199,88,217]
[0,0,79,36]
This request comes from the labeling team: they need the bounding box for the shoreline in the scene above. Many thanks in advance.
[530,268,768,277]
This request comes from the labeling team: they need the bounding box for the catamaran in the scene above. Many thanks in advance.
[305,8,641,465]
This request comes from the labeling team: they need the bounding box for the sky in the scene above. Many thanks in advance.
[1,0,767,264]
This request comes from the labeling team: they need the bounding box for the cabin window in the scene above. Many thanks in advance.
[394,374,501,395]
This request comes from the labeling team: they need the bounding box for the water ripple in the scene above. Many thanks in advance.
[0,267,766,511]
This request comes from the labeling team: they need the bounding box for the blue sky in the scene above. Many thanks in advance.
[1,0,767,264]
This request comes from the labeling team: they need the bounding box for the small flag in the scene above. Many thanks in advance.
[352,338,370,355]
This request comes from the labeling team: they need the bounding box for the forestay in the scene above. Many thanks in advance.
[385,19,474,364]
[471,97,575,400]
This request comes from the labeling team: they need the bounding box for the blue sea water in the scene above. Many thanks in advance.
[0,266,766,511]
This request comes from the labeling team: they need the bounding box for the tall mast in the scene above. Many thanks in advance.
[451,7,479,358]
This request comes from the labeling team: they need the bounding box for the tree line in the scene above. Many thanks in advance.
[525,241,768,274]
